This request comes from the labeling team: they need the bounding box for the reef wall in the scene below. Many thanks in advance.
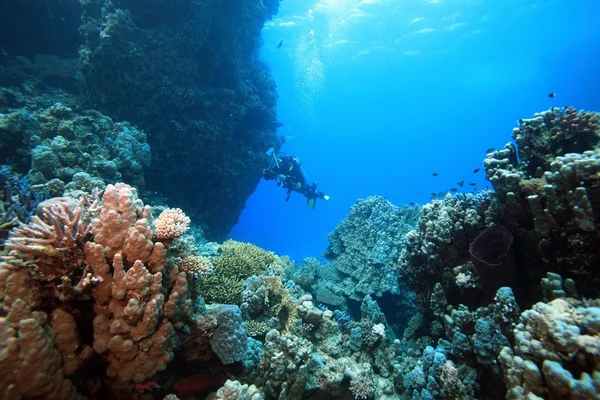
[0,0,282,241]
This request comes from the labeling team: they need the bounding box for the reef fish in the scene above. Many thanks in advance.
[458,180,464,187]
[548,92,556,98]
[473,168,480,173]
[135,381,160,392]
[432,172,438,177]
[277,40,283,49]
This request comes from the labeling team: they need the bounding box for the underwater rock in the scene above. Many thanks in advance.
[322,196,419,303]
[78,0,282,241]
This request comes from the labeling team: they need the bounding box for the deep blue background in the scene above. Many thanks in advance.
[230,0,600,263]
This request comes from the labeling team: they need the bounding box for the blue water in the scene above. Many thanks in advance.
[230,0,600,262]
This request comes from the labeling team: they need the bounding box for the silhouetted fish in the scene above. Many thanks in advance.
[469,183,477,186]
[277,40,283,49]
[458,181,464,187]
[432,172,438,177]
[486,147,495,153]
[548,92,556,98]
[473,168,480,173]
[450,188,458,192]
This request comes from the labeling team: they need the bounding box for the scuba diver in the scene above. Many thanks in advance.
[263,149,329,209]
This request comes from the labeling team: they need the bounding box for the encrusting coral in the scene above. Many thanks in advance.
[322,196,420,301]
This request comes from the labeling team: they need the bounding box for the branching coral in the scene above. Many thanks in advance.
[0,166,47,247]
[349,372,373,399]
[2,193,103,302]
[178,255,213,278]
[199,240,277,304]
[154,207,191,241]
[3,194,100,280]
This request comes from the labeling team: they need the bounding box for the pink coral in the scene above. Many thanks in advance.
[154,208,190,240]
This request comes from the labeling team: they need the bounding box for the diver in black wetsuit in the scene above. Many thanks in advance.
[263,151,329,208]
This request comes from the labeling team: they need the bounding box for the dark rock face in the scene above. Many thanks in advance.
[0,0,281,240]
[78,0,282,240]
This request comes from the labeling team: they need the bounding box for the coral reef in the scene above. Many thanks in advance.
[0,266,78,399]
[1,7,600,396]
[0,165,47,246]
[0,86,150,189]
[78,0,282,241]
[484,107,600,300]
[323,196,420,301]
[0,183,202,396]
[398,190,499,314]
[215,379,263,400]
[241,275,297,335]
[154,208,191,241]
[209,304,249,365]
[500,295,600,399]
[199,240,279,304]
